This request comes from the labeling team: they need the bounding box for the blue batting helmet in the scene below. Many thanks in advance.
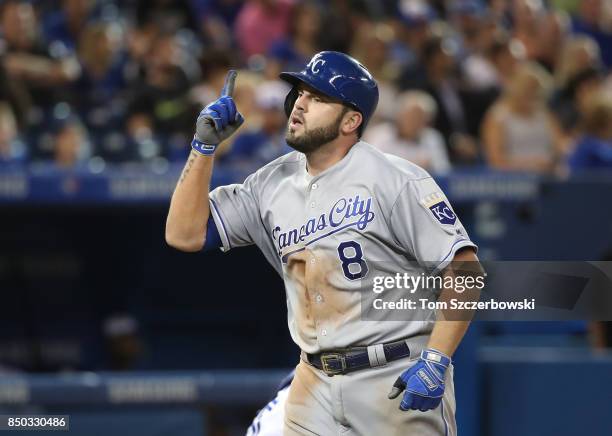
[279,51,379,134]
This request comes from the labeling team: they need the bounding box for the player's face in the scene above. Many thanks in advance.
[285,87,348,154]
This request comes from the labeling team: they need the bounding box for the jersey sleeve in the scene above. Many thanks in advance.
[209,172,262,252]
[389,177,477,273]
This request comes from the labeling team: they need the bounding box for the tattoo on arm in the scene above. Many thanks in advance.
[179,151,198,184]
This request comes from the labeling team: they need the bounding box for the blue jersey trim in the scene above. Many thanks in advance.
[203,216,222,251]
[210,198,232,250]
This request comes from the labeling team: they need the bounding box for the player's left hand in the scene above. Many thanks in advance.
[192,70,244,155]
[387,348,451,412]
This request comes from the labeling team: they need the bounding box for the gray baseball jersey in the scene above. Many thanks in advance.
[209,141,476,355]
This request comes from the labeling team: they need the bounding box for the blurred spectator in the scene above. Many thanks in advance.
[316,0,357,53]
[124,22,161,86]
[266,1,322,78]
[554,35,602,90]
[513,2,578,71]
[551,35,604,134]
[51,117,90,169]
[0,0,80,118]
[511,0,545,61]
[482,62,567,174]
[220,80,290,168]
[364,90,450,174]
[488,0,512,26]
[537,10,571,72]
[455,0,518,93]
[72,21,133,161]
[42,0,101,54]
[193,0,243,50]
[102,314,146,371]
[74,21,127,109]
[402,35,482,164]
[568,95,612,173]
[125,113,162,162]
[0,55,29,131]
[126,32,194,160]
[393,0,436,81]
[570,0,612,67]
[131,0,199,34]
[235,0,293,59]
[463,35,526,92]
[0,102,26,166]
[448,0,489,55]
[350,22,399,123]
[551,66,605,136]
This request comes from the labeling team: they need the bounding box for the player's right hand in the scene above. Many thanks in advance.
[192,70,244,156]
[387,348,450,412]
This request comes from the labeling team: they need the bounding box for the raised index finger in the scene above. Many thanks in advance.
[221,70,237,97]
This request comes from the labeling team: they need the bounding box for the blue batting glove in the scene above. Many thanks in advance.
[387,348,451,412]
[192,70,244,156]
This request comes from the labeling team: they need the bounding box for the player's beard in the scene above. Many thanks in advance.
[285,108,347,154]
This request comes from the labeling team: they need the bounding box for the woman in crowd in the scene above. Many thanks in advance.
[481,62,567,174]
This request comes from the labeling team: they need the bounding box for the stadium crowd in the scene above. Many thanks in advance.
[0,0,610,175]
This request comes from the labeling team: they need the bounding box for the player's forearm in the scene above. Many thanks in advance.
[427,248,481,356]
[165,150,214,251]
[427,320,470,357]
[165,70,243,251]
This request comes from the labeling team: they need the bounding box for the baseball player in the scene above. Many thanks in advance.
[166,51,480,435]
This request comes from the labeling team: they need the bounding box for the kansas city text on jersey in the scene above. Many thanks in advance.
[272,194,376,257]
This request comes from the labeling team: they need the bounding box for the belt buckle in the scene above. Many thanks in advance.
[321,353,347,376]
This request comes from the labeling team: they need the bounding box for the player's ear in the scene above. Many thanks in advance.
[341,110,362,135]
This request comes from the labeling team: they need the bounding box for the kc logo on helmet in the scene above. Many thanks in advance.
[307,58,326,74]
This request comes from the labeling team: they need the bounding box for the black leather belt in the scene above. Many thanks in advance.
[306,340,411,376]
